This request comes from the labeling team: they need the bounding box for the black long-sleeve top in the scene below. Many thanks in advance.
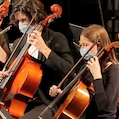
[85,64,119,119]
[12,28,74,100]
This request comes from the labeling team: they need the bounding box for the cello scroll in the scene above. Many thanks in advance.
[38,4,62,32]
[0,0,11,26]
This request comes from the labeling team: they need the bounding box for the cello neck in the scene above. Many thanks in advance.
[0,42,30,89]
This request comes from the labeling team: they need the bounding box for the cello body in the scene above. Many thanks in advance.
[0,53,42,118]
[53,80,94,119]
[53,41,119,119]
[0,3,62,119]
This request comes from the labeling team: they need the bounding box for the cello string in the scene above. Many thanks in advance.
[57,39,99,88]
[38,44,107,118]
[38,40,99,118]
[0,13,44,89]
[39,41,119,118]
[2,13,37,72]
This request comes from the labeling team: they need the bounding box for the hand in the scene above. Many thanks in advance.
[0,71,9,80]
[49,85,63,97]
[27,30,51,59]
[86,56,102,80]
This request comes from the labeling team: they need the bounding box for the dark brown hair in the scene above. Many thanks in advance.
[10,0,47,26]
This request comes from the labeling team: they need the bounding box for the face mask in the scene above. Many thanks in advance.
[79,48,96,60]
[18,22,34,34]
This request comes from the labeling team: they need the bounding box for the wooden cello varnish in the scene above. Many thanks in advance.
[53,80,94,119]
[0,3,62,119]
[53,41,119,119]
[0,53,43,118]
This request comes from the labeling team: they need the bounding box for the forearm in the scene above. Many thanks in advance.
[0,46,7,63]
[40,46,52,59]
[45,51,74,74]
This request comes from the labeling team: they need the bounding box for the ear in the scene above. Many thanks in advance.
[97,42,101,50]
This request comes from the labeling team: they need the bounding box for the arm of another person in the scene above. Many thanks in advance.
[0,31,11,63]
[0,45,7,63]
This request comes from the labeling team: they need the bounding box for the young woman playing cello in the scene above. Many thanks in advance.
[49,24,119,119]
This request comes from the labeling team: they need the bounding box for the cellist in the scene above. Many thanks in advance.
[0,0,74,119]
[50,24,119,119]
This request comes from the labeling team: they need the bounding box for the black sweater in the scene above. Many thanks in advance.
[12,28,74,100]
[85,64,119,119]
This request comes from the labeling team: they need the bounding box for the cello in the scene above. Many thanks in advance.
[53,41,119,119]
[38,41,119,119]
[0,4,62,119]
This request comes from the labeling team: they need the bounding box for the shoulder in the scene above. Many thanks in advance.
[104,64,119,88]
[105,63,119,76]
[109,64,119,70]
[43,28,67,41]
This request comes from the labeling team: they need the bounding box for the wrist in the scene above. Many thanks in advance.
[93,74,102,80]
[41,47,51,59]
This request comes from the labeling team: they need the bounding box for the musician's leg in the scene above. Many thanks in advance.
[19,104,53,119]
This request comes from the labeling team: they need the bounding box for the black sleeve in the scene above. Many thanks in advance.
[93,65,119,112]
[45,32,74,75]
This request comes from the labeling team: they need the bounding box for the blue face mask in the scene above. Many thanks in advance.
[79,48,96,60]
[18,22,34,34]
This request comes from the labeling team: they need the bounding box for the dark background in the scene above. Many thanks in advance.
[1,0,109,42]
[1,0,118,62]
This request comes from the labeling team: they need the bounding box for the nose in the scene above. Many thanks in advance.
[19,21,24,24]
